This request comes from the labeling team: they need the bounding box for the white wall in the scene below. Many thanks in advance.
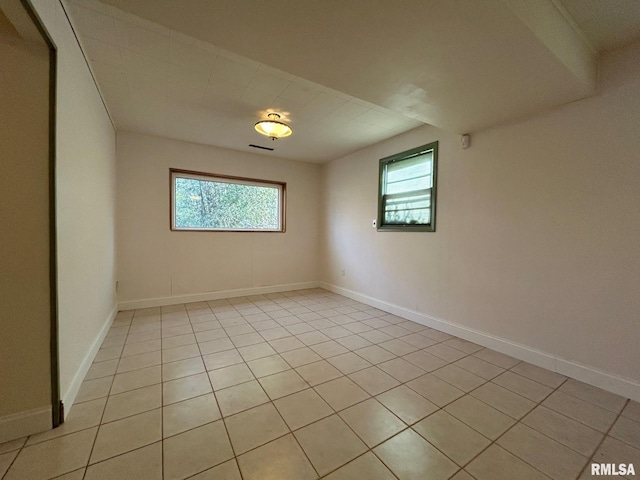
[31,0,118,411]
[117,132,321,307]
[321,41,640,399]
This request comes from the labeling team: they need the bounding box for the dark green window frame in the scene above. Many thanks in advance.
[377,141,438,232]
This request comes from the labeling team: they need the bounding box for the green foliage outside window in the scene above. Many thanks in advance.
[173,173,282,231]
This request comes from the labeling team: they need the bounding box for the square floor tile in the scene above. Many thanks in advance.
[523,405,604,457]
[413,410,491,466]
[209,363,254,390]
[91,409,161,463]
[377,358,425,383]
[189,459,241,479]
[559,379,627,413]
[297,331,332,346]
[247,355,290,378]
[117,351,161,374]
[470,382,536,419]
[230,332,264,348]
[237,434,317,480]
[511,362,566,388]
[445,395,515,440]
[269,336,305,353]
[453,355,505,380]
[163,393,221,438]
[407,373,464,407]
[354,345,396,365]
[610,415,640,449]
[85,442,162,480]
[295,415,367,476]
[324,451,395,480]
[623,400,640,422]
[311,340,349,359]
[472,349,521,369]
[85,359,118,380]
[215,380,269,417]
[238,342,277,361]
[203,349,243,371]
[259,369,309,400]
[432,364,485,392]
[26,398,107,446]
[315,376,370,411]
[443,338,483,354]
[274,388,333,430]
[162,344,201,363]
[402,350,448,372]
[75,376,112,403]
[378,339,417,356]
[492,371,552,402]
[348,367,400,395]
[225,403,289,455]
[336,335,373,350]
[376,385,439,425]
[340,399,406,447]
[111,365,161,395]
[466,444,548,480]
[5,428,97,480]
[281,347,322,367]
[296,360,343,386]
[195,328,227,343]
[543,390,617,432]
[199,338,235,355]
[121,339,161,358]
[497,423,588,480]
[163,421,234,480]
[102,384,162,423]
[373,429,458,480]
[163,357,206,382]
[327,351,372,375]
[163,372,212,405]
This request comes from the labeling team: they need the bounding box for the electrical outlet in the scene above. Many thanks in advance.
[340,269,345,276]
[372,219,377,228]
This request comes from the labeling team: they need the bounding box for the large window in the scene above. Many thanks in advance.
[377,141,438,232]
[171,169,285,232]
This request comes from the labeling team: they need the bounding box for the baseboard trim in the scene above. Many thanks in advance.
[61,303,118,415]
[0,406,51,444]
[118,281,321,311]
[321,282,640,402]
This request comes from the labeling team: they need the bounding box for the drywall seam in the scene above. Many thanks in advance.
[118,281,321,310]
[60,302,118,415]
[0,406,51,444]
[321,282,640,402]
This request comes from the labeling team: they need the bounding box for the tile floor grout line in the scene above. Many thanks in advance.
[459,376,571,480]
[197,328,245,480]
[576,397,631,480]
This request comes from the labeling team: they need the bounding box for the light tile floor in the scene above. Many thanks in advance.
[2,288,639,479]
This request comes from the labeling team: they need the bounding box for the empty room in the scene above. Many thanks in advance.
[1,0,639,479]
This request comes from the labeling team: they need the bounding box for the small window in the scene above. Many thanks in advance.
[171,169,285,232]
[377,141,438,232]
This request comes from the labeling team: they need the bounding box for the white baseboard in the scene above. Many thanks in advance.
[0,406,51,444]
[61,303,118,415]
[321,282,640,403]
[118,281,321,311]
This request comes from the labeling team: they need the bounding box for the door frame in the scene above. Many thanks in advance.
[21,0,62,427]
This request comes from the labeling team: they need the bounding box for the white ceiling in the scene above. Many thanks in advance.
[64,0,640,163]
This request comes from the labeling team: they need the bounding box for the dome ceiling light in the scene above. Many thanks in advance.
[254,113,292,140]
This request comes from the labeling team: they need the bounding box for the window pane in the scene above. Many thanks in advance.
[174,176,280,230]
[383,190,431,225]
[377,141,437,231]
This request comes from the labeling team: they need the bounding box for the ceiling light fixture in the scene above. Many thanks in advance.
[255,113,292,140]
